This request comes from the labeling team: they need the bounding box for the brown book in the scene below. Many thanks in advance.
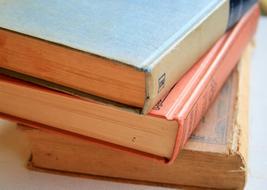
[19,45,252,190]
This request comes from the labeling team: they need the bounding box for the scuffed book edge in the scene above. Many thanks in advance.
[26,158,206,190]
[229,43,253,189]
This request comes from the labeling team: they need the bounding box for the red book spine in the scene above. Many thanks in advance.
[150,4,259,163]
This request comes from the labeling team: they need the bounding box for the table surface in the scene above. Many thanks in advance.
[0,17,266,190]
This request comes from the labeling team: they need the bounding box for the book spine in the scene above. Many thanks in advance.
[142,0,230,113]
[168,4,259,163]
[227,0,258,28]
[144,0,258,114]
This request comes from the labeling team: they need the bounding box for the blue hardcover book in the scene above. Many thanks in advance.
[0,0,257,113]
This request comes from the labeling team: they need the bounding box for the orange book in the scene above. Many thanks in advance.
[0,4,259,163]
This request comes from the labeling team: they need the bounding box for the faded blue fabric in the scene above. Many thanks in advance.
[0,0,223,70]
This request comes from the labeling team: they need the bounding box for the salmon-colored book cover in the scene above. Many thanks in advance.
[150,4,259,163]
[0,4,259,164]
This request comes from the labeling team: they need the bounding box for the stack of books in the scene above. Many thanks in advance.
[0,1,260,189]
